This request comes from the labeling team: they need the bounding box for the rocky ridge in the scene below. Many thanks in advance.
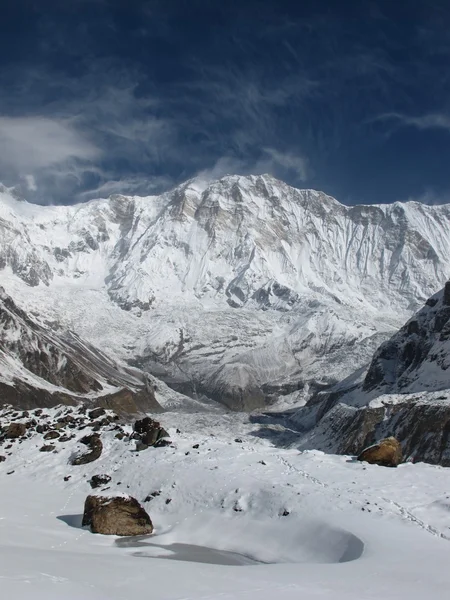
[289,283,450,466]
[0,286,161,412]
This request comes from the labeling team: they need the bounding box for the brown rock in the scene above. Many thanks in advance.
[357,436,402,467]
[82,494,153,536]
[58,415,75,424]
[6,423,27,439]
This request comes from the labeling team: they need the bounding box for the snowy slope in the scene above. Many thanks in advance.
[1,175,450,408]
[1,406,450,599]
[0,286,160,412]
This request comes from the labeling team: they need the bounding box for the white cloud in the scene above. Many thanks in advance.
[0,116,100,172]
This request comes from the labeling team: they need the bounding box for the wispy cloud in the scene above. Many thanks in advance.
[375,112,450,132]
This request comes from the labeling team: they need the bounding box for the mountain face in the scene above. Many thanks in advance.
[293,284,450,466]
[1,174,450,410]
[0,286,160,413]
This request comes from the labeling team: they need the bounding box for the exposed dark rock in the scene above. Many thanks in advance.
[89,474,112,489]
[88,408,106,420]
[133,417,169,449]
[82,494,153,536]
[0,455,6,462]
[40,444,55,452]
[58,415,75,423]
[71,434,103,465]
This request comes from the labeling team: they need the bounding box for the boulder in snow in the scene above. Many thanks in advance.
[6,422,26,439]
[357,437,402,467]
[71,434,103,465]
[89,474,112,489]
[82,494,153,536]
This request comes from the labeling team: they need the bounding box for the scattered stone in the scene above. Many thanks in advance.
[36,424,49,434]
[58,435,72,442]
[0,455,6,462]
[88,408,106,420]
[259,460,266,465]
[165,498,172,505]
[58,415,75,424]
[7,470,15,475]
[44,430,60,440]
[144,491,161,502]
[53,422,66,430]
[357,437,402,468]
[280,509,290,517]
[6,423,27,439]
[40,444,55,452]
[82,494,154,536]
[34,409,43,417]
[64,476,71,481]
[89,474,112,489]
[115,432,125,440]
[192,444,199,449]
[71,434,103,465]
[234,438,243,443]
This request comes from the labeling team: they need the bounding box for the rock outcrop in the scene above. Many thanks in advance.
[82,494,154,536]
[357,437,402,467]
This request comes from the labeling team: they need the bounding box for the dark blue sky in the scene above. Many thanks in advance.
[1,0,450,205]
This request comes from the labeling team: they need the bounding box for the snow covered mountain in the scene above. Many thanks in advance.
[1,174,450,410]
